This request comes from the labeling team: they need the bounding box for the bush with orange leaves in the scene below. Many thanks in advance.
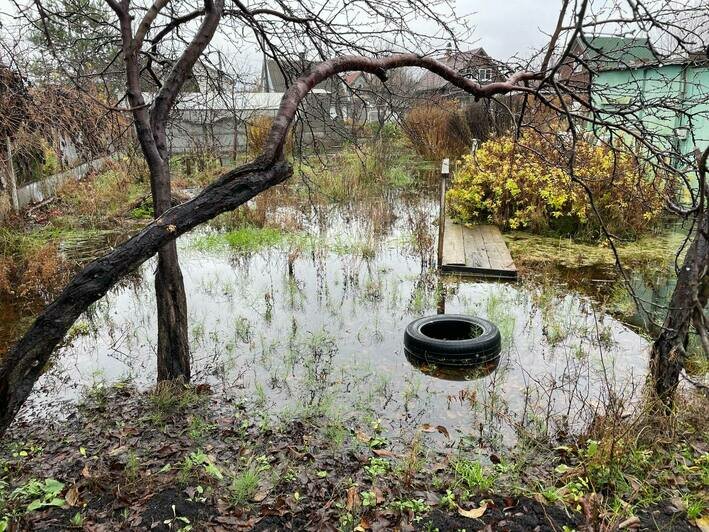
[0,229,71,306]
[447,131,671,240]
[402,99,471,161]
[246,115,292,157]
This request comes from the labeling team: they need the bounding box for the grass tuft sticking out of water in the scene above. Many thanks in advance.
[193,226,289,252]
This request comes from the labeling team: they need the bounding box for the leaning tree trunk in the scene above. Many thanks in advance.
[0,159,292,432]
[650,204,708,404]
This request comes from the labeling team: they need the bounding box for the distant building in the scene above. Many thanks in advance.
[342,70,414,126]
[258,54,347,125]
[162,91,284,155]
[415,47,504,98]
[590,51,709,174]
[557,35,660,99]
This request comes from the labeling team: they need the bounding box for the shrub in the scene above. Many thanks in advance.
[0,229,71,304]
[246,115,292,157]
[447,132,669,240]
[463,97,517,143]
[298,130,422,201]
[403,99,470,161]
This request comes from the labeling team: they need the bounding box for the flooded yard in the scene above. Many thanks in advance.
[9,189,652,449]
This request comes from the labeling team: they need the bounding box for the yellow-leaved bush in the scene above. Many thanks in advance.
[446,133,669,240]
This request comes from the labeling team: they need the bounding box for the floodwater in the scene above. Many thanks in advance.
[6,190,652,448]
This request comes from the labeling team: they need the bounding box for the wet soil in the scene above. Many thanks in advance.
[1,386,701,531]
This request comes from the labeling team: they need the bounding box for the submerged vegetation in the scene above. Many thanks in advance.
[505,229,686,271]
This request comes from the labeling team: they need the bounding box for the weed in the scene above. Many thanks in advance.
[148,382,202,423]
[234,316,253,343]
[69,512,84,528]
[230,467,260,505]
[685,497,704,520]
[163,504,192,531]
[453,459,495,493]
[364,457,389,479]
[540,486,562,503]
[439,489,457,510]
[254,382,267,408]
[179,450,223,485]
[324,420,349,449]
[361,490,377,508]
[389,498,429,520]
[188,416,216,441]
[10,478,65,512]
[194,226,288,253]
[398,436,424,487]
[125,451,139,483]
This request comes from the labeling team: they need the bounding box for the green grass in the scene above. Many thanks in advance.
[193,226,288,252]
[453,459,495,492]
[230,467,260,505]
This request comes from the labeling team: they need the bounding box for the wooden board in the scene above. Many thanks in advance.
[440,219,517,279]
[441,217,465,265]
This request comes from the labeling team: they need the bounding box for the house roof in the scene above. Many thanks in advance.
[416,48,495,91]
[142,91,283,112]
[147,89,328,113]
[261,56,340,93]
[343,71,363,85]
[579,35,659,67]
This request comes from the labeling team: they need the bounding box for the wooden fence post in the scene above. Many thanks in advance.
[5,136,19,213]
[437,158,450,268]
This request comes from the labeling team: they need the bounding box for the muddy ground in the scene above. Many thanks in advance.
[0,385,701,531]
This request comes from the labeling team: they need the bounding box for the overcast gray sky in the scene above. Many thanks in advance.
[0,0,564,75]
[458,0,562,60]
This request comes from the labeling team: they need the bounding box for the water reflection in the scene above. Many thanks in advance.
[8,193,650,448]
[404,351,500,381]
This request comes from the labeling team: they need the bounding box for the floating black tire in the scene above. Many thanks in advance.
[404,314,501,367]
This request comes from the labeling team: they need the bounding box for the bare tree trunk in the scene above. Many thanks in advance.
[152,154,190,381]
[650,207,708,403]
[156,241,190,380]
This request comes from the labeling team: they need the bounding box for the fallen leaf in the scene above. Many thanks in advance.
[457,502,488,519]
[696,516,709,532]
[420,424,435,432]
[215,516,241,525]
[65,485,80,507]
[253,490,269,502]
[372,449,396,457]
[618,516,640,529]
[355,430,370,443]
[346,486,360,511]
[436,426,450,438]
[81,464,91,478]
[357,515,371,530]
[108,445,127,457]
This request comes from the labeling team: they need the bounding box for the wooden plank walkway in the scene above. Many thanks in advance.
[440,218,517,279]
